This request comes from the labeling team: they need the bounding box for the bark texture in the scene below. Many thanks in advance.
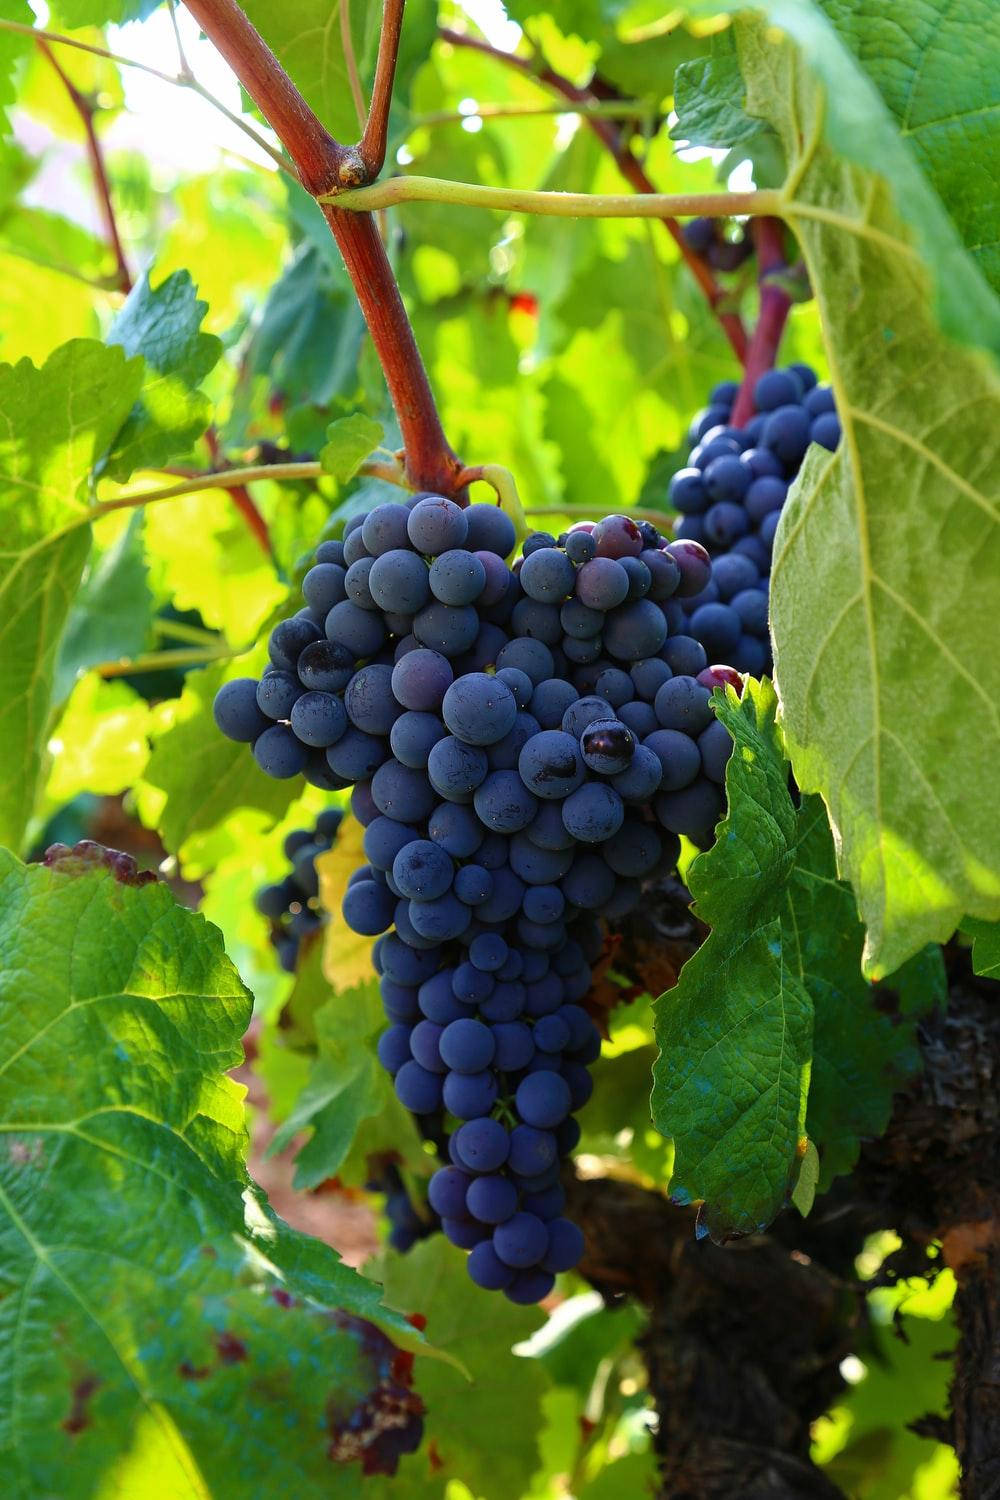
[572,917,1000,1500]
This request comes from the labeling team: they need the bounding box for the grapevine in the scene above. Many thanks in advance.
[1,2,997,1496]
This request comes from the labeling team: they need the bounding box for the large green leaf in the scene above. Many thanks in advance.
[240,0,380,147]
[105,270,222,480]
[686,0,1000,354]
[244,243,365,408]
[651,680,811,1236]
[962,918,1000,980]
[53,513,154,704]
[724,15,1000,974]
[268,976,386,1190]
[819,0,1000,294]
[0,339,144,852]
[369,1237,549,1500]
[0,846,423,1497]
[652,680,924,1234]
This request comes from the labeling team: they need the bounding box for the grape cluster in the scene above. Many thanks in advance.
[366,1160,440,1253]
[682,217,754,272]
[254,807,343,971]
[668,364,841,673]
[216,495,741,1300]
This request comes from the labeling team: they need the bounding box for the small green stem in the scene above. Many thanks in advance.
[94,463,326,520]
[153,618,225,647]
[458,464,529,545]
[411,99,659,129]
[322,175,781,221]
[97,644,239,677]
[92,455,408,523]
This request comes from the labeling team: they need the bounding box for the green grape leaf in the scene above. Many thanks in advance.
[531,1293,645,1395]
[0,2,32,138]
[794,797,922,1189]
[140,663,298,865]
[962,918,1000,979]
[245,243,366,407]
[578,1453,660,1500]
[54,513,153,704]
[596,20,705,101]
[818,0,1000,294]
[672,43,786,188]
[320,412,385,483]
[370,1237,550,1500]
[0,339,143,852]
[726,14,1000,973]
[269,977,385,1190]
[652,680,921,1234]
[47,1,157,23]
[683,0,1000,353]
[822,1306,956,1500]
[651,679,812,1236]
[44,675,151,805]
[791,1139,820,1217]
[105,269,222,480]
[240,0,380,146]
[0,847,424,1498]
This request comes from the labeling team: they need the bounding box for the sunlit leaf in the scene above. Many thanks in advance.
[0,847,423,1497]
[105,269,222,479]
[726,13,1000,973]
[0,338,143,851]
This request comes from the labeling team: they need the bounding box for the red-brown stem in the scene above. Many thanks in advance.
[204,426,272,556]
[359,0,405,179]
[39,39,133,293]
[184,0,463,496]
[320,206,464,495]
[730,218,792,426]
[438,26,747,364]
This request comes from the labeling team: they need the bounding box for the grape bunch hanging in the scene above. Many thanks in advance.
[216,492,738,1303]
[254,807,343,971]
[668,361,841,674]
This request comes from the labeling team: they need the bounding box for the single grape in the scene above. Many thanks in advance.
[580,718,635,775]
[214,678,269,742]
[407,495,469,554]
[561,782,624,843]
[468,1240,515,1290]
[442,672,518,747]
[493,1212,549,1269]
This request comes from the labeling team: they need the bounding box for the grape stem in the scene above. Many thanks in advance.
[359,0,405,180]
[323,176,779,222]
[438,25,748,364]
[204,426,274,558]
[457,464,530,544]
[730,218,794,427]
[183,0,466,498]
[38,40,133,296]
[96,644,240,677]
[92,456,408,521]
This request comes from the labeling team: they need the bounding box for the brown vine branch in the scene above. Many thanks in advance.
[730,218,793,426]
[204,427,272,556]
[39,40,133,294]
[183,0,463,498]
[359,0,405,180]
[438,25,748,364]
